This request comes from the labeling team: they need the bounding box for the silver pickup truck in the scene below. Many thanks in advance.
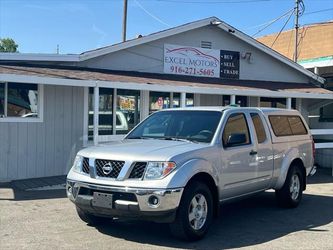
[67,107,316,240]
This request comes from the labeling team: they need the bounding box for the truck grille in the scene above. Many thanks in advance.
[82,157,90,174]
[129,162,147,179]
[95,159,125,178]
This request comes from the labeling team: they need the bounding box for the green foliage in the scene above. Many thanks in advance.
[0,38,18,52]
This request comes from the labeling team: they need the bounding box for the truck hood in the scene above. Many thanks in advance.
[78,139,208,162]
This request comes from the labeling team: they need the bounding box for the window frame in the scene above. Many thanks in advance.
[268,115,308,137]
[250,112,267,144]
[0,82,44,123]
[319,104,333,122]
[222,112,252,148]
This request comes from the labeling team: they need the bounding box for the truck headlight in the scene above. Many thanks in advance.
[72,155,83,173]
[144,162,176,180]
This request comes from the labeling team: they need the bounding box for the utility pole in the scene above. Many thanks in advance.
[122,0,128,42]
[294,0,300,62]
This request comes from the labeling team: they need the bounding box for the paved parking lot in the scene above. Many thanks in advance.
[0,170,332,250]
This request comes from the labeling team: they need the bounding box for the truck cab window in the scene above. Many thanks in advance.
[223,113,251,147]
[250,113,267,143]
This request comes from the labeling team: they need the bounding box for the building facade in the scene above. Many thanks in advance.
[1,17,332,181]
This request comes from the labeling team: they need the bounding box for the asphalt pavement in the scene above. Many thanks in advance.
[0,169,332,250]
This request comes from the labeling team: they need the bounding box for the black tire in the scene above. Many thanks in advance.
[275,165,304,208]
[76,206,106,225]
[169,181,213,241]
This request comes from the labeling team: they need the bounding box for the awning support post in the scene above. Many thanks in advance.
[230,95,236,105]
[112,88,117,135]
[287,97,292,109]
[180,92,186,108]
[140,90,149,120]
[93,85,99,145]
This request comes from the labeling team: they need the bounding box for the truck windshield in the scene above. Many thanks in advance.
[126,111,222,143]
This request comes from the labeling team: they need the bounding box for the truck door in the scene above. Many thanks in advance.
[220,111,260,199]
[249,112,274,190]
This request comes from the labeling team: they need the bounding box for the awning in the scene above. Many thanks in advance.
[1,64,332,99]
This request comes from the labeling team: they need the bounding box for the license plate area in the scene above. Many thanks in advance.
[92,192,113,209]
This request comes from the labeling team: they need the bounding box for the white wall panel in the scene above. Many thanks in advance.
[80,26,309,84]
[0,85,84,181]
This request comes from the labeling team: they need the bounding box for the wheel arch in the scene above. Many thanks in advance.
[290,158,306,191]
[185,172,219,218]
[274,156,306,191]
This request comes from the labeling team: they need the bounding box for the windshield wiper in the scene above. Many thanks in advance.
[126,136,150,139]
[160,137,195,143]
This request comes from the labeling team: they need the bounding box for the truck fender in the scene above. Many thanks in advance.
[273,147,304,190]
[166,158,219,189]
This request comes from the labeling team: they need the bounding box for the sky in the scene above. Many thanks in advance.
[0,0,332,54]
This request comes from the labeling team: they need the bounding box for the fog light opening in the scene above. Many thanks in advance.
[148,195,160,208]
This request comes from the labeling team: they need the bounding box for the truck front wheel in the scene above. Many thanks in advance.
[275,165,304,208]
[169,181,213,241]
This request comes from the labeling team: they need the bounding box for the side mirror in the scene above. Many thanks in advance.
[226,133,247,147]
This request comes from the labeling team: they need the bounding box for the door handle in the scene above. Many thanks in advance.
[249,150,258,156]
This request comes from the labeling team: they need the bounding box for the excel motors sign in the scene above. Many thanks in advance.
[164,44,239,79]
[164,44,220,78]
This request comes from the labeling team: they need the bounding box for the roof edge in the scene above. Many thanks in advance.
[215,22,325,85]
[0,52,80,62]
[79,16,219,61]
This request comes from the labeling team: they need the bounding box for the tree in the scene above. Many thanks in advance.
[0,38,18,52]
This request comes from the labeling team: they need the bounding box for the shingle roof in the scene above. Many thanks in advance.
[0,64,331,96]
[257,21,333,61]
[0,16,325,84]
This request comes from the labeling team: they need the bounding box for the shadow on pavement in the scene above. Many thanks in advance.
[0,177,66,201]
[0,185,66,201]
[3,189,67,201]
[307,168,333,184]
[95,191,333,250]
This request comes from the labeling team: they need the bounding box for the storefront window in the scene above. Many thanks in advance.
[260,97,286,108]
[319,103,333,122]
[7,83,38,117]
[149,92,172,114]
[319,83,333,122]
[223,95,248,106]
[117,89,140,134]
[0,82,39,118]
[88,88,114,139]
[172,93,180,108]
[149,92,194,114]
[186,93,194,107]
[260,97,296,109]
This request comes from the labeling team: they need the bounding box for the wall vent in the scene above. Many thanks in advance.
[201,41,212,49]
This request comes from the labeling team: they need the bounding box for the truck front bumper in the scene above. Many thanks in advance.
[66,179,183,223]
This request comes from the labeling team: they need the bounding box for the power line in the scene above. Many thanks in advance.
[271,9,295,48]
[252,8,294,37]
[248,6,332,35]
[303,8,333,15]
